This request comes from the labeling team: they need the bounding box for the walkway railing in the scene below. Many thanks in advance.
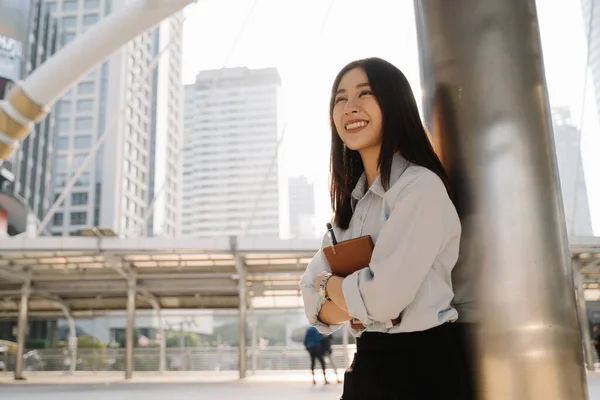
[2,345,354,373]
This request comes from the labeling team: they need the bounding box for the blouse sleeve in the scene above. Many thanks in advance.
[300,233,345,335]
[342,172,460,325]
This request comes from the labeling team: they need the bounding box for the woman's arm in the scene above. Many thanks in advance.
[300,236,350,333]
[317,297,351,325]
[341,172,460,324]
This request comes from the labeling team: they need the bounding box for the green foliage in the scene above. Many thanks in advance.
[25,339,48,349]
[77,336,106,349]
[203,318,289,347]
[165,331,203,348]
[56,336,106,349]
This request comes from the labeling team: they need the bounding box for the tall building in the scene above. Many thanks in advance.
[44,0,183,238]
[288,176,317,239]
[182,67,281,238]
[0,0,57,235]
[552,107,593,236]
[582,0,600,124]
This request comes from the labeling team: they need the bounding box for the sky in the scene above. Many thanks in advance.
[180,0,600,236]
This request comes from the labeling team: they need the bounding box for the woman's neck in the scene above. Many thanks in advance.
[360,147,380,187]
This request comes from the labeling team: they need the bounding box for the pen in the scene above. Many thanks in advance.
[326,222,338,255]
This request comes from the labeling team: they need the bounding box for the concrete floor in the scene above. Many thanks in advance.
[1,371,600,399]
[0,381,342,400]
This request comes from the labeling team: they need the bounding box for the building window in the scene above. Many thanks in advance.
[55,137,68,150]
[45,2,57,14]
[77,99,94,113]
[84,0,100,10]
[83,14,99,26]
[78,82,95,95]
[53,213,64,226]
[57,118,70,132]
[75,172,90,186]
[62,0,78,11]
[53,174,67,187]
[70,212,87,225]
[61,16,77,29]
[57,101,72,114]
[61,32,76,46]
[54,156,68,172]
[71,192,88,205]
[74,154,87,168]
[74,136,92,149]
[75,117,93,131]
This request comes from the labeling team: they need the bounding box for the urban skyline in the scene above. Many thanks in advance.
[0,0,595,239]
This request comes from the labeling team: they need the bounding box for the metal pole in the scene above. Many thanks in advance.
[250,300,257,374]
[179,322,185,371]
[415,1,588,398]
[52,300,77,375]
[125,271,136,380]
[14,278,30,380]
[146,297,165,373]
[158,310,166,373]
[63,311,77,374]
[574,260,595,371]
[342,324,349,368]
[236,256,247,379]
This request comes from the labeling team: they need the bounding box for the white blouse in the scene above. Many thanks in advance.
[300,154,462,336]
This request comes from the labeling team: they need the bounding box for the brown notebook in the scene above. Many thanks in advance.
[323,235,401,329]
[323,235,374,277]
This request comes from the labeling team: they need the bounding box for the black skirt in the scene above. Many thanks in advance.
[341,323,474,400]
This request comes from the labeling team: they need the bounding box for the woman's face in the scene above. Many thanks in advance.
[332,67,383,153]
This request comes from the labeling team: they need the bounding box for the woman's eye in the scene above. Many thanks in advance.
[335,97,347,104]
[359,90,373,96]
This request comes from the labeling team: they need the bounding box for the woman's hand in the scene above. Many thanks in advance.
[314,271,348,312]
[315,271,329,292]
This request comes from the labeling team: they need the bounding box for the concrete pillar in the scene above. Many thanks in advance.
[14,278,30,380]
[125,271,136,380]
[574,260,595,371]
[236,256,247,379]
[415,1,589,398]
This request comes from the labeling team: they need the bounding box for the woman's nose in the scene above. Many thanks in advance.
[344,100,359,115]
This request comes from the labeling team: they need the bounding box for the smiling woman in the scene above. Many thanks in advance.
[300,57,472,399]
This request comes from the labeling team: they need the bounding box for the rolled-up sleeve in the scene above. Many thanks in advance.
[342,173,458,325]
[300,236,344,335]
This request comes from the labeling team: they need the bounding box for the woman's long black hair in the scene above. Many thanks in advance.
[330,57,451,229]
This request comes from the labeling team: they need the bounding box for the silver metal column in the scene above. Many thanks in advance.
[125,271,136,380]
[250,300,258,374]
[14,278,30,380]
[158,310,166,374]
[54,301,77,375]
[574,260,595,371]
[415,1,588,398]
[179,322,186,371]
[236,255,247,379]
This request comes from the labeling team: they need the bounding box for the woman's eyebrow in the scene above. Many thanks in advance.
[335,83,370,96]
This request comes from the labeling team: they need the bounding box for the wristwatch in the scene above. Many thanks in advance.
[318,272,333,301]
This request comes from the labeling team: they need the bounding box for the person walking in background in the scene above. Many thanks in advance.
[593,326,600,363]
[321,334,341,383]
[304,326,328,384]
